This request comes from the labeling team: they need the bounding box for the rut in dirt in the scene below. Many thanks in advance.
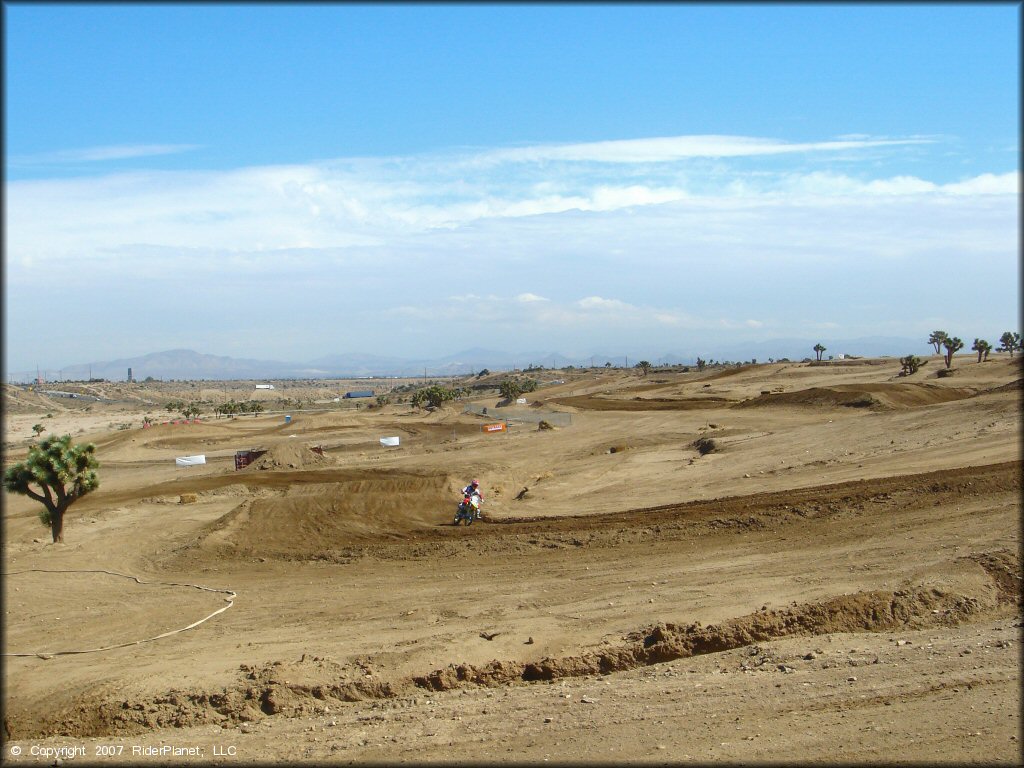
[18,550,1019,739]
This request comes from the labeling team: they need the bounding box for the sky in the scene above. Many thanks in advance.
[3,2,1020,374]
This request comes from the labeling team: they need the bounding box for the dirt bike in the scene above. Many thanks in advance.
[454,493,481,526]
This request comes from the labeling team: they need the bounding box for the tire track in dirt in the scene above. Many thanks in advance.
[173,461,1019,565]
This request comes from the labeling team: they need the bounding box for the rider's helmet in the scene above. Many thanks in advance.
[471,479,479,487]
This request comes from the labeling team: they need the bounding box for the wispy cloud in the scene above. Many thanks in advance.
[478,134,935,164]
[10,143,201,166]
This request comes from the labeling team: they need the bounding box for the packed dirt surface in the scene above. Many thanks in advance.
[2,355,1021,764]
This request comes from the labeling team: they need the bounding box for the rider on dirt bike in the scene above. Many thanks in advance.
[462,479,483,519]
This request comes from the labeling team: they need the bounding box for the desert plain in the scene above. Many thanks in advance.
[1,354,1021,765]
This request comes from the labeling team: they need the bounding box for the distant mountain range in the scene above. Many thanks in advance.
[10,337,934,383]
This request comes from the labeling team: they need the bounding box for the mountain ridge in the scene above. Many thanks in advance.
[9,336,937,382]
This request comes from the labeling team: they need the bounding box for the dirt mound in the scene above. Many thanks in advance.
[192,471,455,559]
[414,557,1018,692]
[737,383,977,410]
[48,655,404,737]
[984,377,1024,394]
[246,442,331,471]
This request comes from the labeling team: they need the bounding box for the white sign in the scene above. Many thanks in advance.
[379,436,400,447]
[175,455,206,466]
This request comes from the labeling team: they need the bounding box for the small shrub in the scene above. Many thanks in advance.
[693,437,718,455]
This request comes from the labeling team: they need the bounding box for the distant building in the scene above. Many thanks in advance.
[255,384,275,390]
[343,390,375,398]
[128,367,134,382]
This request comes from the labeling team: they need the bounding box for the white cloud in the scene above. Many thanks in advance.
[941,172,1019,195]
[4,133,1018,370]
[577,296,630,310]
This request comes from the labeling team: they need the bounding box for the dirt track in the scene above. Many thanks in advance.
[2,356,1021,764]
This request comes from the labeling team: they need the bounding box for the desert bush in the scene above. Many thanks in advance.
[692,437,718,455]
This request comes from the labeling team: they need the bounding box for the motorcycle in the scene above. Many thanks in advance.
[454,492,481,526]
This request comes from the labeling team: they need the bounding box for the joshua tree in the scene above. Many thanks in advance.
[998,331,1021,357]
[696,357,706,372]
[972,338,992,363]
[813,343,826,362]
[928,331,949,355]
[899,355,926,376]
[32,424,45,438]
[4,434,99,543]
[499,379,524,402]
[635,360,652,376]
[942,336,964,369]
[422,385,455,409]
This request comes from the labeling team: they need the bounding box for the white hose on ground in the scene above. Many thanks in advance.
[2,568,236,658]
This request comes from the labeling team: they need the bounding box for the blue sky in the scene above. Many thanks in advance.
[4,3,1020,373]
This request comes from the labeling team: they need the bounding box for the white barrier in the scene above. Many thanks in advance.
[175,455,206,466]
[379,436,400,447]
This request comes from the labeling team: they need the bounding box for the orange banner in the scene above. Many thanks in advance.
[482,422,507,433]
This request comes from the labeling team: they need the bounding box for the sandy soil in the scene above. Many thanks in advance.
[2,355,1021,765]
